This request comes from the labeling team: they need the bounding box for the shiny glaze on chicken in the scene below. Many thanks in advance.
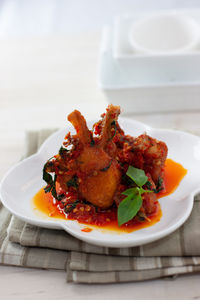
[44,105,168,218]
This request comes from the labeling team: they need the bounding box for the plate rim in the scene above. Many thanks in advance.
[1,118,200,248]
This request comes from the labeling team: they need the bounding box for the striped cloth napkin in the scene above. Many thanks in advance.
[0,129,200,284]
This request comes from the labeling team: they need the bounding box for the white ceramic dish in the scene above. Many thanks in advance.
[129,13,199,55]
[112,11,200,89]
[113,10,200,59]
[99,26,200,114]
[1,118,200,248]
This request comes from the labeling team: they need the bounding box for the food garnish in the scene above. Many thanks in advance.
[118,166,152,226]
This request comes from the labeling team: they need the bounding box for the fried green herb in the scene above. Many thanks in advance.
[43,160,65,200]
[59,146,69,158]
[66,175,79,188]
[145,180,152,189]
[64,200,79,213]
[100,160,112,172]
[90,139,95,147]
[107,120,117,141]
[153,176,163,193]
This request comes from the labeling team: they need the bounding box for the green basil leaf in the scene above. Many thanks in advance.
[126,166,148,187]
[122,187,140,196]
[122,188,135,196]
[139,188,153,194]
[118,193,142,226]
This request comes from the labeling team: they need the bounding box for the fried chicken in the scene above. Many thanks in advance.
[44,105,168,216]
[46,105,121,209]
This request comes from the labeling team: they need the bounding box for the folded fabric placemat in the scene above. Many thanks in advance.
[0,129,200,284]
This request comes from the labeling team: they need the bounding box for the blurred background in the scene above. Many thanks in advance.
[1,0,200,178]
[0,0,199,36]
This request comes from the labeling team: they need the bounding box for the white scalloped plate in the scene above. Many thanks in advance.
[1,118,200,248]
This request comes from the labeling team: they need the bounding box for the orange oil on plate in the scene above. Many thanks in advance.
[158,158,187,199]
[81,227,93,233]
[33,188,66,219]
[32,158,187,233]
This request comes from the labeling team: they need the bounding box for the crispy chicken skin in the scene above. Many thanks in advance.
[110,125,168,214]
[44,105,168,215]
[67,107,121,208]
[115,132,168,191]
[131,134,168,185]
[48,105,121,209]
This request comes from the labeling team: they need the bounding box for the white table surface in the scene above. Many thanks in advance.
[0,34,200,299]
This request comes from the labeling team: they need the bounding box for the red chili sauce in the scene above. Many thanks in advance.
[33,159,187,233]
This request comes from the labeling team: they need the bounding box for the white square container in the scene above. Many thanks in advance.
[113,10,200,60]
[98,26,200,114]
